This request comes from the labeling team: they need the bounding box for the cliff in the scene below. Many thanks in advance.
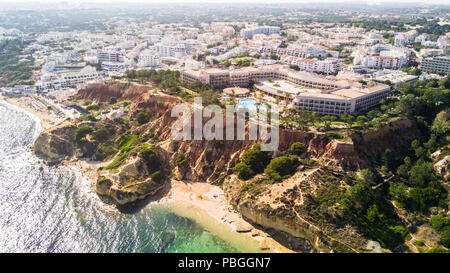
[34,121,77,163]
[33,82,425,252]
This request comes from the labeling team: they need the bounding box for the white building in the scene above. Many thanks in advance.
[372,70,418,88]
[138,50,161,67]
[240,26,280,39]
[281,56,344,74]
[437,35,448,50]
[184,59,205,70]
[97,51,124,63]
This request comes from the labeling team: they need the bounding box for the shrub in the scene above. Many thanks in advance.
[136,111,149,125]
[409,187,442,211]
[96,144,116,161]
[289,142,306,156]
[109,97,117,104]
[241,144,271,174]
[426,247,450,253]
[325,131,344,140]
[362,204,408,248]
[264,155,298,181]
[440,226,450,248]
[431,215,449,231]
[94,127,113,142]
[104,152,129,170]
[409,162,438,188]
[140,147,160,173]
[74,125,93,141]
[85,104,100,112]
[234,162,255,180]
[388,182,408,207]
[414,240,425,246]
[150,171,164,183]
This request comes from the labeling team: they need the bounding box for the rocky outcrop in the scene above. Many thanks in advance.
[33,121,77,163]
[434,155,450,181]
[95,147,170,205]
[238,201,326,253]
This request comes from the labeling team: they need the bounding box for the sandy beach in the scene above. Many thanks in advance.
[163,180,293,253]
[0,94,67,130]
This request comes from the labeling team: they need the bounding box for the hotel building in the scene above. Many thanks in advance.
[181,65,390,115]
[421,56,450,75]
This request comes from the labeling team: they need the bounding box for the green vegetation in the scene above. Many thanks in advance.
[233,144,271,180]
[93,126,115,142]
[135,111,150,126]
[140,146,160,173]
[264,155,298,181]
[289,142,306,156]
[123,69,223,106]
[430,215,450,248]
[117,134,140,152]
[85,104,100,112]
[234,162,255,180]
[105,143,150,170]
[109,97,117,104]
[431,215,449,231]
[124,69,181,92]
[357,18,450,39]
[426,247,450,253]
[0,39,35,87]
[74,125,93,142]
[176,153,186,166]
[232,58,252,67]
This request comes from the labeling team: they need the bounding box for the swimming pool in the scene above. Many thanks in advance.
[237,99,268,110]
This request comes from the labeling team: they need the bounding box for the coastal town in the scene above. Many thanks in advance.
[0,2,449,256]
[1,2,449,119]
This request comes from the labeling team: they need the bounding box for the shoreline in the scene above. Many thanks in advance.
[162,180,293,253]
[0,94,66,130]
[2,94,292,253]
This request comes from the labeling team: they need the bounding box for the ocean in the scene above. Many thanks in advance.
[0,101,240,253]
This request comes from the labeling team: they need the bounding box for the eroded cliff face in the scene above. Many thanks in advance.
[351,119,422,166]
[34,121,77,163]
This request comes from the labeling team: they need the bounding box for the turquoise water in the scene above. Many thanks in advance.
[0,101,239,253]
[237,99,268,110]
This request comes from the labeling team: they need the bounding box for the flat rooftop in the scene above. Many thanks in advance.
[256,79,389,101]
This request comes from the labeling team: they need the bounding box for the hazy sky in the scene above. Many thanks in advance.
[0,0,449,7]
[0,0,448,3]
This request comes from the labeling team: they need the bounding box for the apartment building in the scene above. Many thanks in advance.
[360,56,401,69]
[36,66,103,91]
[421,56,450,75]
[240,26,280,39]
[281,56,344,74]
[97,51,124,63]
[138,50,161,67]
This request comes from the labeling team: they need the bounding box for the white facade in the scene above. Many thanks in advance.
[240,26,280,39]
[138,50,161,67]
